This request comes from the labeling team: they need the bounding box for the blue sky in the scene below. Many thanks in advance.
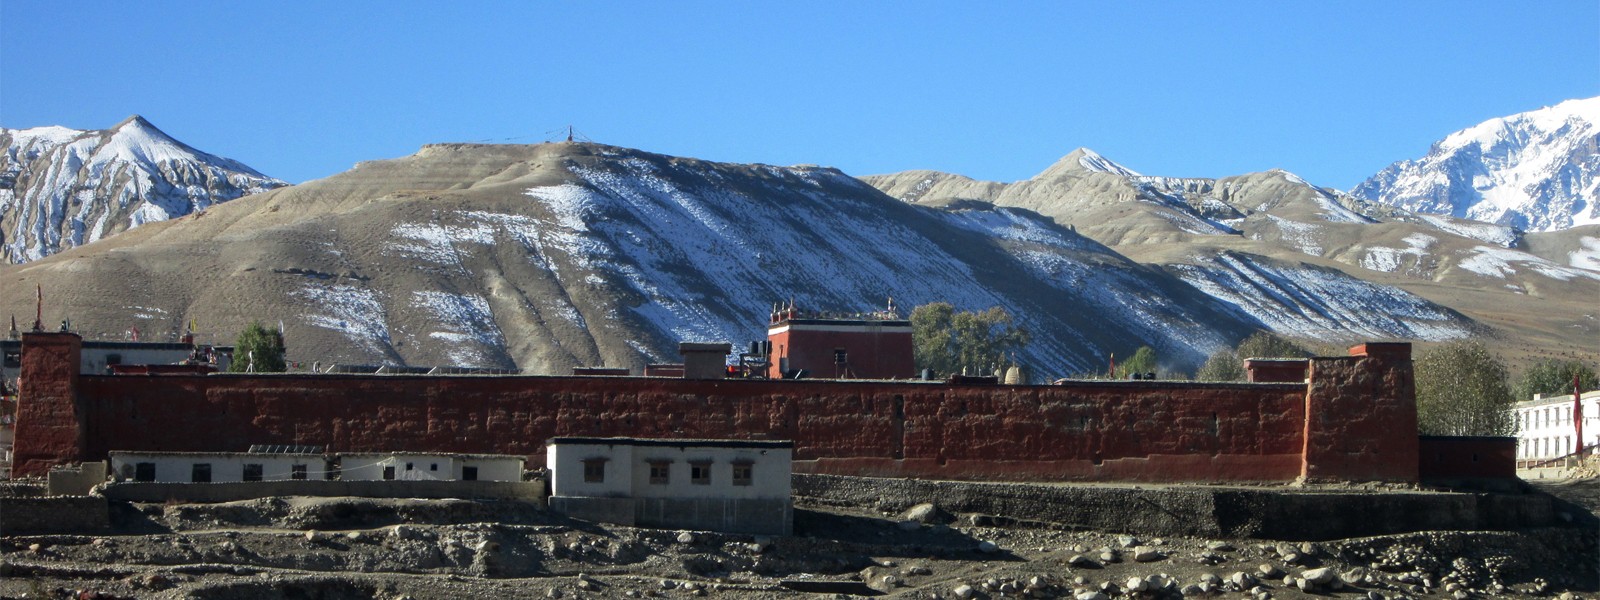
[2,2,1595,189]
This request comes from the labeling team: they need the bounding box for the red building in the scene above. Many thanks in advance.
[765,306,915,380]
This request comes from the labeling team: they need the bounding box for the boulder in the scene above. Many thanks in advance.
[1132,546,1165,562]
[901,502,954,524]
[1301,567,1336,585]
[1067,554,1102,569]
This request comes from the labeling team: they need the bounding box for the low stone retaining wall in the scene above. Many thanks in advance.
[794,474,1557,541]
[0,495,110,536]
[101,480,545,505]
[550,496,793,536]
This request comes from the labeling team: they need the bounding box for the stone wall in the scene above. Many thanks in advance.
[0,495,109,535]
[794,474,1555,541]
[46,461,105,496]
[13,333,1420,484]
[549,496,793,536]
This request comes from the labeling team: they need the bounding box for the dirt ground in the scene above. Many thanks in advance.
[2,482,1596,600]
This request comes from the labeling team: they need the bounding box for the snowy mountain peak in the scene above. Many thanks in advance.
[1,116,286,263]
[1353,96,1600,232]
[1037,148,1143,179]
[1438,97,1600,153]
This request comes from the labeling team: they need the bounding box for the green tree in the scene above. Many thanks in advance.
[1114,346,1158,378]
[1234,331,1311,360]
[1512,359,1598,402]
[1195,349,1244,382]
[1415,340,1514,436]
[228,321,286,373]
[911,302,1029,378]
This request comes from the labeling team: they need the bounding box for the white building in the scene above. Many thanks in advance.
[338,452,524,482]
[111,450,327,483]
[1513,390,1600,463]
[547,437,793,535]
[108,450,524,483]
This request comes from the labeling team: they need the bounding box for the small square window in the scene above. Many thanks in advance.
[583,459,606,483]
[649,461,671,484]
[430,463,438,471]
[690,461,712,485]
[243,464,264,482]
[135,462,155,482]
[191,463,212,483]
[406,462,414,471]
[291,464,308,480]
[732,463,753,486]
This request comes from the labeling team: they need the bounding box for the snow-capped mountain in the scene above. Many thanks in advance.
[0,116,286,263]
[1352,97,1600,232]
[0,142,1479,378]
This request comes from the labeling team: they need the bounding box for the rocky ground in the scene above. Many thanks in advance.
[1,480,1595,600]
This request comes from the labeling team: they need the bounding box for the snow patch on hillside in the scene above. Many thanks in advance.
[1360,233,1436,273]
[1171,253,1471,341]
[413,291,505,367]
[1418,215,1520,248]
[293,283,392,356]
[1263,215,1324,255]
[1571,236,1600,271]
[1456,246,1600,282]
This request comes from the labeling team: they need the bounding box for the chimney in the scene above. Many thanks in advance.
[679,342,732,380]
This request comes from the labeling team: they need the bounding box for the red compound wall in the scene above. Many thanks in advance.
[12,333,1422,483]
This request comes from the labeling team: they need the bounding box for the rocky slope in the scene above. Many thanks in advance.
[0,116,286,264]
[0,479,1593,599]
[1352,96,1600,232]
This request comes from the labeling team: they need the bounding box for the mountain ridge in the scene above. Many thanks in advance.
[0,141,1490,378]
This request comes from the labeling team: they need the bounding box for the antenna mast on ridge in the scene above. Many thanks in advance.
[567,125,574,143]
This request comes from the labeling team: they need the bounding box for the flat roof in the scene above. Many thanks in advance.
[771,318,911,328]
[549,437,794,449]
[339,452,526,460]
[109,450,322,458]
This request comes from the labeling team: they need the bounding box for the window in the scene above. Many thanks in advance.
[648,461,671,485]
[243,464,263,482]
[291,464,308,480]
[191,463,212,483]
[690,461,712,485]
[383,466,396,480]
[732,463,753,486]
[430,463,438,471]
[134,462,155,482]
[406,462,414,471]
[583,459,607,483]
[463,466,479,481]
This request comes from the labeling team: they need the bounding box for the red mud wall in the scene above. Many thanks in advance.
[1418,436,1516,480]
[15,333,1420,483]
[1301,343,1419,483]
[11,333,81,477]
